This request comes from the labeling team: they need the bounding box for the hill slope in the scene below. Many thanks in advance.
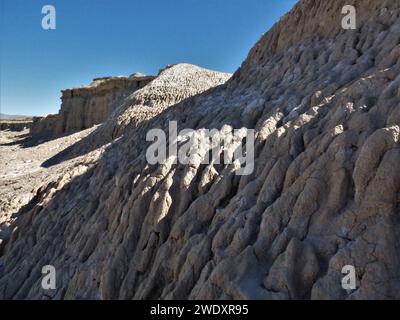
[1,0,400,299]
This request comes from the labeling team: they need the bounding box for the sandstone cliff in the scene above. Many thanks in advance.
[31,74,155,136]
[1,0,400,300]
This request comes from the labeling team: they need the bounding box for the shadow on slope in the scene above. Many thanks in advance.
[0,131,76,149]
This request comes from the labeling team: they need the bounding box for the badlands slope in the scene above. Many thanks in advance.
[1,0,400,299]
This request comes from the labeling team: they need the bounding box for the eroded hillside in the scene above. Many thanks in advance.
[1,0,400,299]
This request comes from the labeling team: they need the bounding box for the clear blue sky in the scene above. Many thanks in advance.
[0,0,297,116]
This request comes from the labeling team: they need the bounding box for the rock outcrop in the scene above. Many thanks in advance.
[30,74,155,136]
[0,120,34,132]
[58,63,231,159]
[1,0,400,300]
[0,114,34,131]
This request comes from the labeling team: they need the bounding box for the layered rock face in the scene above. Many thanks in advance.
[1,0,400,300]
[30,74,155,136]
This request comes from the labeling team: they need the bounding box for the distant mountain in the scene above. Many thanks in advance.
[0,113,32,120]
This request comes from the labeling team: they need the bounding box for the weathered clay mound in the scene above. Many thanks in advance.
[1,0,400,300]
[110,63,231,137]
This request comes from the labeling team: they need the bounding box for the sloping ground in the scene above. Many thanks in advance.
[0,127,102,242]
[0,64,230,225]
[1,0,400,299]
[0,63,231,296]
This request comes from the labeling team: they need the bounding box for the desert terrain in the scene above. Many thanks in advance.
[1,0,400,300]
